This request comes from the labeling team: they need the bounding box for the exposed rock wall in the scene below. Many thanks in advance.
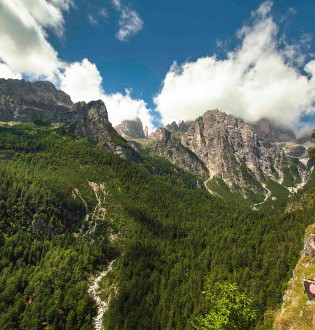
[274,225,315,329]
[0,79,73,122]
[148,127,209,178]
[64,100,140,162]
[180,110,296,195]
[115,117,145,139]
[0,79,139,162]
[253,118,296,143]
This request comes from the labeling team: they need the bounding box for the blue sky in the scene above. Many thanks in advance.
[56,0,315,108]
[1,0,315,134]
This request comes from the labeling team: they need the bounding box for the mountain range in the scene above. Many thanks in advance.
[1,78,312,205]
[1,78,315,330]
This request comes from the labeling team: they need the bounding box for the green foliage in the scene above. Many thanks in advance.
[281,159,302,187]
[0,124,314,329]
[192,282,257,330]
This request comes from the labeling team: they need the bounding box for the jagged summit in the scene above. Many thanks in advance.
[145,108,311,201]
[166,120,193,134]
[253,117,296,143]
[0,79,73,106]
[0,78,312,202]
[0,79,139,161]
[115,117,146,139]
[0,78,73,122]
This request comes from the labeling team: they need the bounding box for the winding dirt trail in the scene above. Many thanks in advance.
[253,183,272,207]
[204,176,222,198]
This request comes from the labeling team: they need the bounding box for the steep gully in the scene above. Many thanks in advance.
[88,259,116,330]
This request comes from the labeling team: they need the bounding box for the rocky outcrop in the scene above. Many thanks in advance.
[253,118,296,143]
[0,79,139,162]
[304,233,315,257]
[115,117,146,139]
[147,127,209,178]
[178,110,307,197]
[166,120,193,134]
[283,143,307,158]
[274,224,315,329]
[144,110,311,198]
[181,110,274,195]
[64,100,140,162]
[144,126,148,139]
[0,78,72,122]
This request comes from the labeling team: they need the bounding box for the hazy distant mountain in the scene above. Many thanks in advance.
[115,117,146,139]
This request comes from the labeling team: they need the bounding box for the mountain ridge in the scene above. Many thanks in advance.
[0,78,313,204]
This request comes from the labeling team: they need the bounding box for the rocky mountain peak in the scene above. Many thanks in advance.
[253,118,296,143]
[180,109,308,198]
[202,109,244,126]
[166,120,193,134]
[152,127,171,141]
[115,117,145,139]
[74,100,109,122]
[64,100,115,146]
[146,126,208,178]
[0,78,73,107]
[0,78,73,123]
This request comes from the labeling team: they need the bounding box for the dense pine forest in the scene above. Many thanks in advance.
[0,123,314,329]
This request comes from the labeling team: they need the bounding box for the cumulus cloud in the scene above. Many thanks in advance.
[112,0,143,42]
[22,0,73,37]
[0,0,152,130]
[0,62,22,79]
[60,59,154,131]
[0,0,61,78]
[154,1,315,131]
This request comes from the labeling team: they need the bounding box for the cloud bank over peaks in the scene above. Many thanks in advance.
[154,1,315,132]
[0,0,153,131]
[60,58,154,132]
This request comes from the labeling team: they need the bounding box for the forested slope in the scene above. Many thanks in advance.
[0,123,314,329]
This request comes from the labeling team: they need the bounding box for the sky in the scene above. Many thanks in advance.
[1,0,315,136]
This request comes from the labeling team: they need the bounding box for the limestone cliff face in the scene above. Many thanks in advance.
[166,120,193,134]
[274,224,315,330]
[174,110,308,197]
[0,79,73,122]
[179,110,275,194]
[63,100,140,162]
[0,79,139,162]
[253,118,296,143]
[147,127,209,178]
[115,118,145,139]
[144,110,309,197]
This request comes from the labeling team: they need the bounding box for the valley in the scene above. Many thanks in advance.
[0,79,314,329]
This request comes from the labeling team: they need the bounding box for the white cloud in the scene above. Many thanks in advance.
[254,0,273,17]
[88,8,108,26]
[0,0,62,77]
[88,14,98,26]
[50,0,73,11]
[60,59,154,131]
[295,123,313,139]
[112,0,143,42]
[154,1,315,131]
[0,0,153,130]
[59,59,103,102]
[0,62,22,79]
[22,0,71,37]
[99,8,108,18]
